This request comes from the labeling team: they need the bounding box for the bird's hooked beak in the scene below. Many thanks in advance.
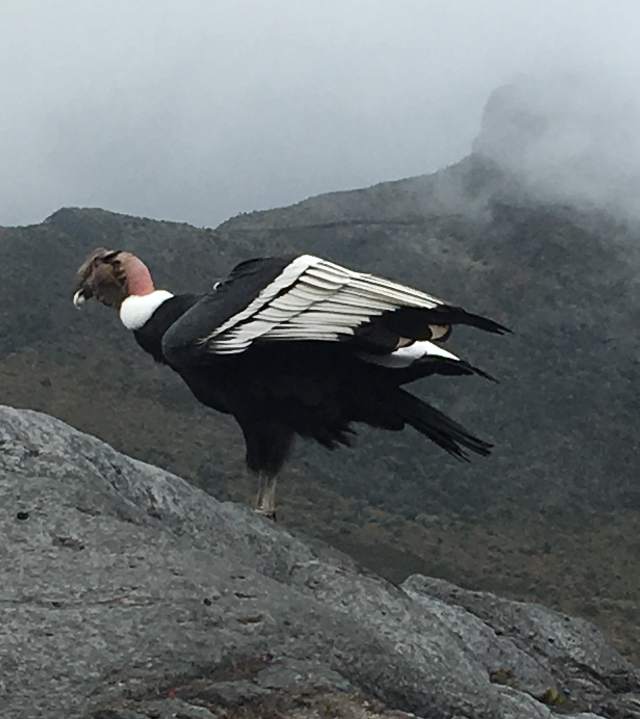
[73,289,88,308]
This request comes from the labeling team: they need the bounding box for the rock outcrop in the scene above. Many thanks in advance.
[1,406,638,718]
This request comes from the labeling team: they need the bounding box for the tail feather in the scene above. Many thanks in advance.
[395,389,492,461]
[394,356,498,384]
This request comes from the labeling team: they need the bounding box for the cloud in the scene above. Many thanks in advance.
[474,73,640,218]
[2,0,640,226]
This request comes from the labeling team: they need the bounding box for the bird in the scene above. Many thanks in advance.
[73,248,507,519]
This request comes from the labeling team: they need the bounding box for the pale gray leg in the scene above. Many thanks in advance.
[254,474,278,521]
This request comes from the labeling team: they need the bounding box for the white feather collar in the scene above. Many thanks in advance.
[119,291,174,330]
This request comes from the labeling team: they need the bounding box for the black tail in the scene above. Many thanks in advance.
[395,389,492,461]
[393,356,498,385]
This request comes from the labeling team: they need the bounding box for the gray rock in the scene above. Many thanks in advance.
[0,407,637,718]
[254,658,354,692]
[403,575,639,713]
[403,585,554,697]
[495,686,604,719]
[182,679,271,706]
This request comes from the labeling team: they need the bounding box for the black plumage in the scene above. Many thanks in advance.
[74,249,507,518]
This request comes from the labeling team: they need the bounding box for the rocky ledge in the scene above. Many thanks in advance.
[1,406,638,719]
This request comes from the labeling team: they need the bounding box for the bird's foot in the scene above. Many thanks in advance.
[254,474,278,521]
[254,508,277,522]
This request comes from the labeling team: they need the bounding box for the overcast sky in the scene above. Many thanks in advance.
[2,1,639,228]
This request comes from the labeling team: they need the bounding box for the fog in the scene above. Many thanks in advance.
[475,73,640,218]
[2,1,640,227]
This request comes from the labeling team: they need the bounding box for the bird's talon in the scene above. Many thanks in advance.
[254,508,277,522]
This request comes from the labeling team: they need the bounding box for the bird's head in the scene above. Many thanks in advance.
[73,248,155,310]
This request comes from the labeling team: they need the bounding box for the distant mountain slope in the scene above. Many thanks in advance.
[216,153,509,230]
[4,162,639,517]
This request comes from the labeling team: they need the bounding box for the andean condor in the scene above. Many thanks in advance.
[73,248,507,519]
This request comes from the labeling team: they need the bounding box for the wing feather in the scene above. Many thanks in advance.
[199,255,446,354]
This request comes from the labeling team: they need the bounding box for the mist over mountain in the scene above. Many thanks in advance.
[475,75,640,218]
[4,1,640,228]
[2,79,640,658]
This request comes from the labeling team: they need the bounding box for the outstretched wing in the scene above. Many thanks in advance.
[162,254,507,365]
[204,255,453,354]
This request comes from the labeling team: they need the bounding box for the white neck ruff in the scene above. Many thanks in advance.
[120,290,174,330]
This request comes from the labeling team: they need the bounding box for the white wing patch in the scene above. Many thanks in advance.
[358,340,460,368]
[202,255,446,355]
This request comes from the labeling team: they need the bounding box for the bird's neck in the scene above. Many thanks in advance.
[122,254,155,296]
[120,290,175,330]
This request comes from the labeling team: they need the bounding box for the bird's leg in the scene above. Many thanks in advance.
[255,474,266,512]
[254,472,278,521]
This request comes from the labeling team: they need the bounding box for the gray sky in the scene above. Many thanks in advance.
[2,0,639,228]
